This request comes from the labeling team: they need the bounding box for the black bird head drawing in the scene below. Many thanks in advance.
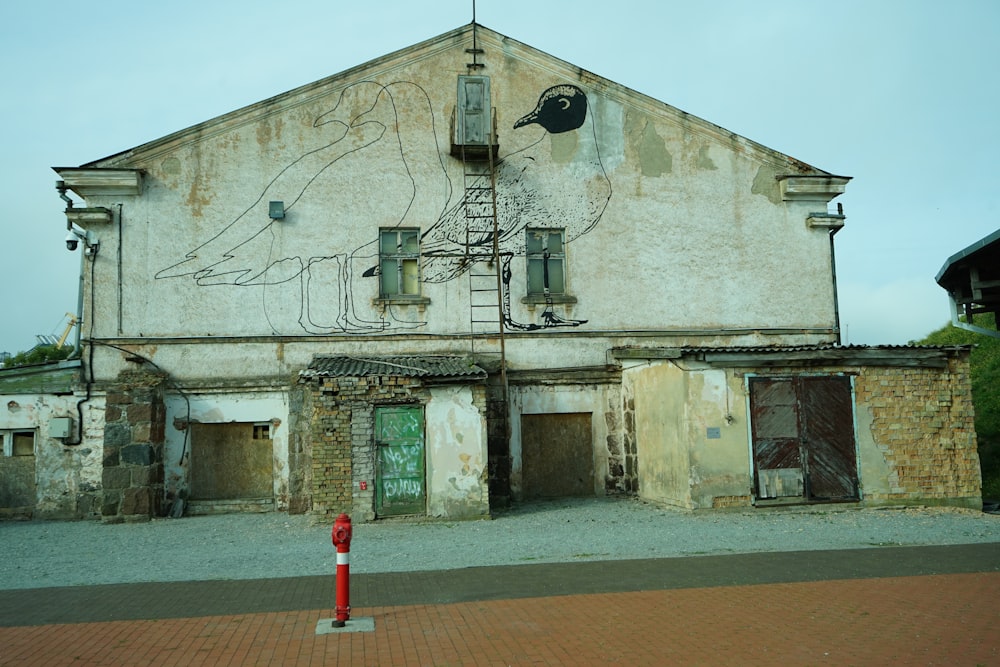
[513,84,588,134]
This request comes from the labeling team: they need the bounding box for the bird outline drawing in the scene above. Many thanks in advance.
[156,81,612,334]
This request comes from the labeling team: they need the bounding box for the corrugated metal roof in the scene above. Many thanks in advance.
[301,355,487,379]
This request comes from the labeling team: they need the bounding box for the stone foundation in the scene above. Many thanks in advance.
[101,371,167,522]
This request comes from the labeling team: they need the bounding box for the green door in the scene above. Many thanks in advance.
[375,406,426,516]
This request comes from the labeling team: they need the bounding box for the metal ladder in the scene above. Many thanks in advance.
[460,144,507,367]
[460,141,512,508]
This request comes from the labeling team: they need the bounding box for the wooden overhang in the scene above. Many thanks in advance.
[936,228,1000,337]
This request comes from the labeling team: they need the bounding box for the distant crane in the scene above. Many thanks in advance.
[56,313,79,348]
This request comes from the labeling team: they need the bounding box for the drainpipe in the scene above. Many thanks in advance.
[74,246,85,354]
[56,180,96,446]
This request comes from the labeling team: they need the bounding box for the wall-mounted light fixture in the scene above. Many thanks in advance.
[269,201,285,220]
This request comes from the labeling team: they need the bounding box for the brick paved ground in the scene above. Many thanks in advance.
[1,569,998,666]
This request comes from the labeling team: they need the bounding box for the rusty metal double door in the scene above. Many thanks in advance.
[375,405,426,517]
[749,376,859,503]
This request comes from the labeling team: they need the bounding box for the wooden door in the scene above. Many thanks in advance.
[799,376,858,500]
[749,376,858,503]
[521,412,594,499]
[750,378,804,500]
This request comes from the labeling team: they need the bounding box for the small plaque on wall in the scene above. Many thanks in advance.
[706,427,721,439]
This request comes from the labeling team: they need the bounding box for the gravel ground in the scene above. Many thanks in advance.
[1,497,998,590]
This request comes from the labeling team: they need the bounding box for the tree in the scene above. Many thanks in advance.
[3,344,74,368]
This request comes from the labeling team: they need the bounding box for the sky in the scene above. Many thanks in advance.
[1,0,997,354]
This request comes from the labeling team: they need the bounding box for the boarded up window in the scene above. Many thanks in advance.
[2,430,35,457]
[189,423,274,501]
[520,413,593,499]
[749,376,858,503]
[12,431,34,456]
[0,429,37,509]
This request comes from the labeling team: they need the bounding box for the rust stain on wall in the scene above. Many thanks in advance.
[185,176,214,218]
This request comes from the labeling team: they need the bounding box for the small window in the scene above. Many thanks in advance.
[526,228,566,295]
[253,424,271,440]
[2,430,35,457]
[379,228,421,298]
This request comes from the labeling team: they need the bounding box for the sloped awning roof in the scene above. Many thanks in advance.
[611,344,973,368]
[0,359,80,395]
[300,355,487,380]
[936,228,1000,337]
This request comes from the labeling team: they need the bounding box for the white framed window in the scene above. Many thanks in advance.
[526,228,566,296]
[1,429,36,457]
[379,228,421,298]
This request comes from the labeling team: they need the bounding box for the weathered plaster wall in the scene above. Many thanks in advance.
[510,382,622,499]
[625,361,692,508]
[683,368,752,509]
[0,393,103,519]
[425,385,489,519]
[163,390,290,510]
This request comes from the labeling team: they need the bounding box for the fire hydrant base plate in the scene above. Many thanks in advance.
[315,617,375,635]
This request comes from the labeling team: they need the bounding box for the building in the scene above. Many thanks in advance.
[1,23,980,521]
[936,228,1000,338]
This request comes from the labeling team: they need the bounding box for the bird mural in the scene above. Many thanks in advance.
[155,81,612,334]
[419,83,612,330]
[155,80,453,334]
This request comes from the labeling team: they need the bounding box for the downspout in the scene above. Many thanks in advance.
[56,181,84,355]
[65,248,97,447]
[75,246,85,353]
[56,180,94,446]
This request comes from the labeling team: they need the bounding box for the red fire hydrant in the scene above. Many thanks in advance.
[331,513,352,627]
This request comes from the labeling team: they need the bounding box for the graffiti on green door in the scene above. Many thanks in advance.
[375,406,425,516]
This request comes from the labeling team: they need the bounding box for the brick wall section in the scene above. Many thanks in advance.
[303,375,431,520]
[485,379,510,508]
[102,370,167,523]
[854,355,980,506]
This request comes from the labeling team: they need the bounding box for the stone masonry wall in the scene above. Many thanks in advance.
[102,370,167,522]
[608,384,636,495]
[286,383,311,514]
[854,355,980,507]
